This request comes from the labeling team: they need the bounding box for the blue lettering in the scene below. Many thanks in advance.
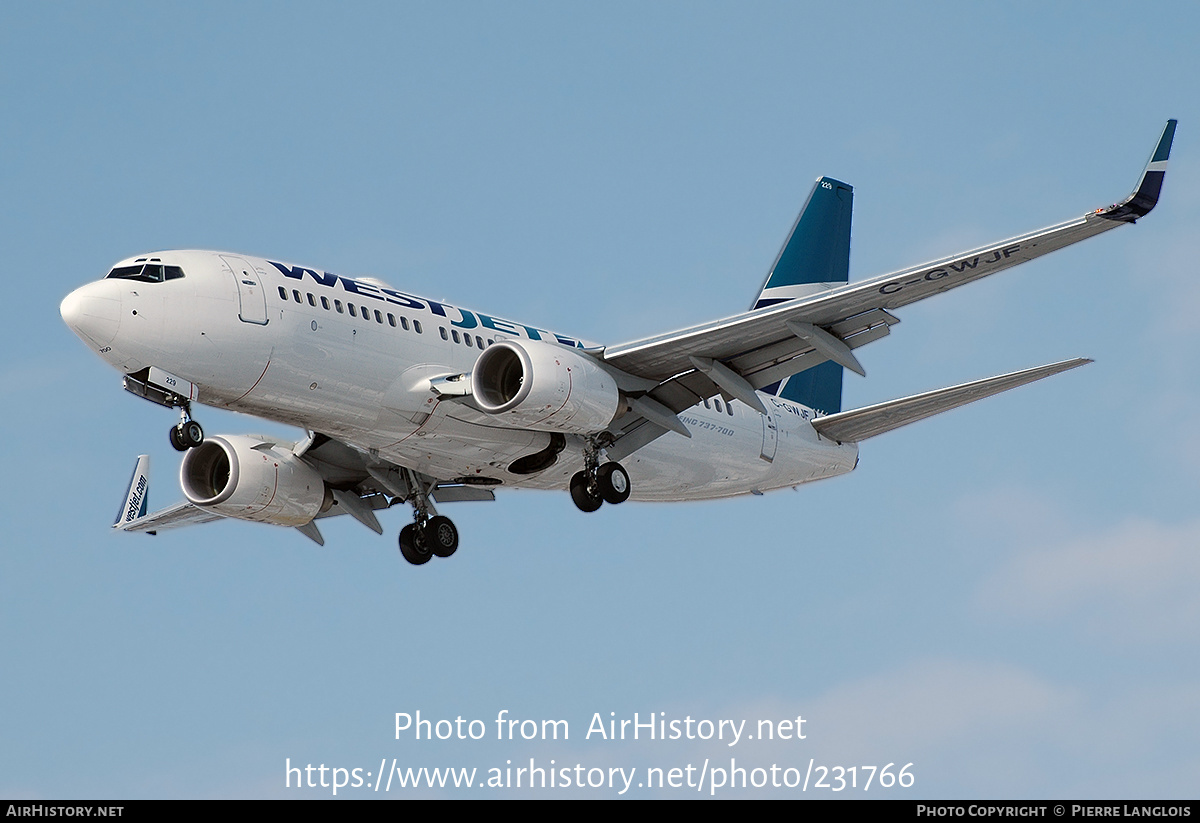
[426,299,479,329]
[478,314,520,335]
[268,262,581,345]
[451,308,478,330]
[340,277,384,301]
[380,288,426,311]
[269,261,339,287]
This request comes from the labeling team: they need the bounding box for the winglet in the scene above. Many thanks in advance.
[114,455,151,527]
[1099,119,1177,223]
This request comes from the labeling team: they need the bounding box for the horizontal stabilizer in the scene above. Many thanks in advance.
[811,358,1091,443]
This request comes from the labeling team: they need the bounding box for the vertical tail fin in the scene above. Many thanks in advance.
[751,176,853,309]
[754,176,853,414]
[778,361,844,414]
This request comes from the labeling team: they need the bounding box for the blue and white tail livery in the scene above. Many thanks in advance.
[63,120,1176,566]
[752,175,855,414]
[752,176,854,311]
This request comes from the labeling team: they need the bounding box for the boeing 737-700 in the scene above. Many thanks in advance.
[61,121,1176,565]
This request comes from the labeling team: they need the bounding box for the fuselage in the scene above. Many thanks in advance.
[60,250,858,500]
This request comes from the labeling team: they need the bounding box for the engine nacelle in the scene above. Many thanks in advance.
[180,435,330,526]
[471,339,620,434]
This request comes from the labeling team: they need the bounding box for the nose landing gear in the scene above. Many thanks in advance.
[168,403,204,451]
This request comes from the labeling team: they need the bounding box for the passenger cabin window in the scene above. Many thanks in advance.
[348,304,357,318]
[321,296,330,310]
[334,300,344,313]
[414,320,422,334]
[106,263,185,283]
[278,286,287,299]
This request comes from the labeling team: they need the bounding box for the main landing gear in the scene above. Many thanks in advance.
[399,516,459,565]
[168,402,204,451]
[397,469,459,566]
[570,442,631,513]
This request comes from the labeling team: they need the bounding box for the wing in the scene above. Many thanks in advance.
[111,454,226,534]
[601,120,1175,458]
[113,434,494,544]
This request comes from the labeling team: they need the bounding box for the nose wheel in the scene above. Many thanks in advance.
[168,405,204,451]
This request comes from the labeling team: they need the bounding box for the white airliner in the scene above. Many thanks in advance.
[62,121,1176,565]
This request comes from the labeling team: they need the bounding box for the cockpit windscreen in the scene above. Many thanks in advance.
[106,263,185,283]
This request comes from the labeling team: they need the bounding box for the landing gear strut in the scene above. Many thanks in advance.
[570,439,631,513]
[396,469,459,566]
[168,402,204,451]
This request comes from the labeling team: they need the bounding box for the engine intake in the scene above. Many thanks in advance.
[180,435,330,526]
[472,339,620,434]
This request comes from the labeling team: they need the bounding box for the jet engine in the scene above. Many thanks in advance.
[471,339,621,434]
[180,435,332,526]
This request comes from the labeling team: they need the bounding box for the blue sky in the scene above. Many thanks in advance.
[3,2,1198,798]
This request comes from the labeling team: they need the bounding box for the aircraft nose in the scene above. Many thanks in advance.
[60,282,121,348]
